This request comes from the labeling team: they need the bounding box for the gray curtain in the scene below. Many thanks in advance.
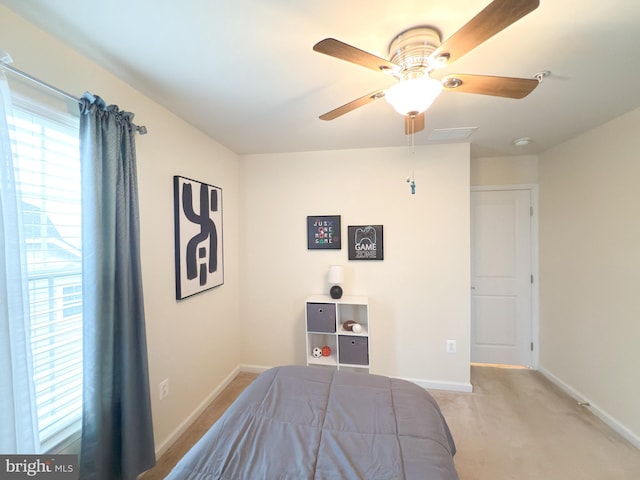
[79,93,155,479]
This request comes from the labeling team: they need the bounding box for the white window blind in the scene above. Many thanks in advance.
[8,99,83,453]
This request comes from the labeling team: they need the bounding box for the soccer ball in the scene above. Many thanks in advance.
[312,347,323,358]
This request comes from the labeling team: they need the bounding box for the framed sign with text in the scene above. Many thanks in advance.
[348,225,384,260]
[307,215,341,249]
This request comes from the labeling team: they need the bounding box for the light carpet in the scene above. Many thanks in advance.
[431,366,640,479]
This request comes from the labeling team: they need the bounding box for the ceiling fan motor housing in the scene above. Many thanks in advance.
[388,26,443,80]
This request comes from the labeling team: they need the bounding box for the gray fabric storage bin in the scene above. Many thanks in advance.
[306,303,336,333]
[338,335,369,365]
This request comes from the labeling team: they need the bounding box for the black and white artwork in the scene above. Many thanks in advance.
[174,176,224,299]
[348,225,384,261]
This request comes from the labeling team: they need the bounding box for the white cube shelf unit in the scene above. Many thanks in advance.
[305,294,370,372]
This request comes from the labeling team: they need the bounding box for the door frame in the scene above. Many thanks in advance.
[471,184,539,369]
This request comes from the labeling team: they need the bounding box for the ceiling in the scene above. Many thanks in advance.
[3,0,640,157]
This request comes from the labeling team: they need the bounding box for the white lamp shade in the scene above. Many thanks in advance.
[385,77,443,116]
[327,265,344,285]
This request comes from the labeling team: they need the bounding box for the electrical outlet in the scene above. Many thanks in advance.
[159,378,169,400]
[446,340,457,353]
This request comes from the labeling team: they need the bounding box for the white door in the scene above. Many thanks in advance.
[471,189,532,366]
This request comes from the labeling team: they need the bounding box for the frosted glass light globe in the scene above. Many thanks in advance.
[385,78,443,115]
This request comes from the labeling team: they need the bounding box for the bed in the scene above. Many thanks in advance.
[166,365,459,479]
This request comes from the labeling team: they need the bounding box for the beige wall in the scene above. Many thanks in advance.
[539,107,640,443]
[1,7,472,454]
[10,0,639,456]
[471,155,538,186]
[240,145,472,387]
[1,6,243,453]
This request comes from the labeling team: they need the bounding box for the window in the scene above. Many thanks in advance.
[8,97,82,453]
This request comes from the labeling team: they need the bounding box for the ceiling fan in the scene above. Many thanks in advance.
[313,0,541,134]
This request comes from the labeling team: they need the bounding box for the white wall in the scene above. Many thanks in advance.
[240,145,471,388]
[0,6,243,453]
[539,107,640,444]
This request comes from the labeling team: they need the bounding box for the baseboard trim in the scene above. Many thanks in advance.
[241,365,474,393]
[400,377,473,393]
[155,365,241,457]
[239,364,272,374]
[538,366,640,449]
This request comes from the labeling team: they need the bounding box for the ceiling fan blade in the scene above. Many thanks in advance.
[404,113,425,135]
[430,0,539,66]
[442,74,538,99]
[313,38,399,74]
[319,89,387,121]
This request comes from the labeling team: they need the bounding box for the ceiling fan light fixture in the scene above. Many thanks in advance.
[385,77,443,116]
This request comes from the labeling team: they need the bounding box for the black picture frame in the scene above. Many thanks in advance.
[174,175,224,299]
[348,225,384,261]
[307,215,341,249]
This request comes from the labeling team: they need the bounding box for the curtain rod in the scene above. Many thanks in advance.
[1,63,147,134]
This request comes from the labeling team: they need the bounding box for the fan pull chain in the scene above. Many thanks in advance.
[410,114,415,154]
[406,114,416,195]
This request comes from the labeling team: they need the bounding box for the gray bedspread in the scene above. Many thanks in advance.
[166,365,458,479]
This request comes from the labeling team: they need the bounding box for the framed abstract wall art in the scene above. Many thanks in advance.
[174,176,224,299]
[307,215,341,249]
[348,225,384,260]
